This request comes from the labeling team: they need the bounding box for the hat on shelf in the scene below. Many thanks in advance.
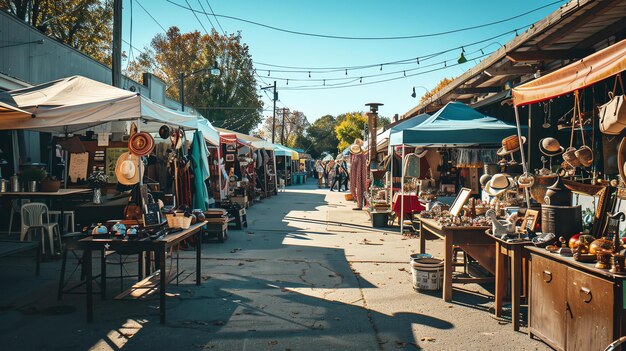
[158,125,171,139]
[115,152,143,185]
[539,137,564,157]
[128,132,155,157]
[575,145,593,167]
[497,135,526,156]
[484,173,514,196]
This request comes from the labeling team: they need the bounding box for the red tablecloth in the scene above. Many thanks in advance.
[392,193,425,220]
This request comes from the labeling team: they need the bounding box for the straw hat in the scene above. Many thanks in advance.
[518,172,535,188]
[128,132,155,157]
[539,137,564,157]
[484,173,513,196]
[414,147,428,158]
[562,147,581,167]
[115,152,143,185]
[349,143,364,155]
[497,135,526,156]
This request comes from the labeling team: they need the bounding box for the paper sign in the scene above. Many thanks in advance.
[68,152,89,183]
[97,132,110,146]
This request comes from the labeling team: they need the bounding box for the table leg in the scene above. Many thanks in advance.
[101,249,107,300]
[137,251,144,281]
[420,229,426,254]
[85,248,93,323]
[58,244,68,299]
[494,242,505,318]
[159,245,166,324]
[511,246,522,331]
[443,233,453,302]
[196,230,201,286]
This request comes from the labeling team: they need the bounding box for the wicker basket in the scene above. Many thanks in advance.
[166,213,192,229]
[344,193,354,201]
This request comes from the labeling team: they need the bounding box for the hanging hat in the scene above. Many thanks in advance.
[539,137,564,157]
[349,143,364,155]
[414,147,428,158]
[518,172,535,188]
[484,173,513,196]
[158,125,171,139]
[562,147,581,168]
[115,152,143,185]
[129,122,138,137]
[128,132,155,157]
[497,135,526,156]
[479,174,492,187]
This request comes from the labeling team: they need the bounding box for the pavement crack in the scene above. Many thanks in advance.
[349,262,384,351]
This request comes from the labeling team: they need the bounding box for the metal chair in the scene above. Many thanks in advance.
[20,202,61,255]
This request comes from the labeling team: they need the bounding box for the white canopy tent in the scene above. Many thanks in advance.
[0,75,198,133]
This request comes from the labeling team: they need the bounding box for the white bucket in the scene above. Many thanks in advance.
[410,257,444,291]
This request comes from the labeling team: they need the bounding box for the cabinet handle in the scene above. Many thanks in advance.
[579,287,592,303]
[542,270,552,283]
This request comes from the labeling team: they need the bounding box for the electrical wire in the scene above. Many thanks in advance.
[166,0,562,40]
[183,0,209,34]
[136,0,167,32]
[196,0,216,31]
[204,0,226,35]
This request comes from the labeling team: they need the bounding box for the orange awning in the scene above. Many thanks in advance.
[512,38,626,106]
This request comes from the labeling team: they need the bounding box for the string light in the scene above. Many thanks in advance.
[380,64,383,71]
[345,69,348,75]
[308,71,311,78]
[360,77,362,83]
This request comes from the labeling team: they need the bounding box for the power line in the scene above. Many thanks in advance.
[183,0,209,34]
[196,0,216,31]
[166,0,562,40]
[136,0,167,32]
[204,0,226,35]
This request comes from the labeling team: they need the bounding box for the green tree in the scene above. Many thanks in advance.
[304,114,339,159]
[125,27,263,134]
[335,112,366,151]
[1,0,113,64]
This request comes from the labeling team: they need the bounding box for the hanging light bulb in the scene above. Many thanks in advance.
[286,79,289,85]
[323,79,326,86]
[268,70,271,76]
[480,49,484,55]
[380,64,383,71]
[457,47,467,64]
[345,69,348,75]
[444,61,447,67]
[308,71,311,78]
[411,87,416,98]
[403,71,406,77]
[416,57,420,65]
[359,77,362,83]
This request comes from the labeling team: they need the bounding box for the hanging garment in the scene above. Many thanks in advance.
[190,131,211,211]
[349,153,367,207]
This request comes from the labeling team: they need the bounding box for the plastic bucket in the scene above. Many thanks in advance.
[410,257,444,291]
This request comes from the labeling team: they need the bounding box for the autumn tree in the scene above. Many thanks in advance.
[1,0,113,63]
[126,27,263,134]
[420,77,456,103]
[335,112,367,151]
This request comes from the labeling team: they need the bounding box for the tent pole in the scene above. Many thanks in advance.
[514,106,531,208]
[400,144,405,233]
[137,118,143,187]
[389,143,394,204]
[217,143,222,201]
[273,151,278,195]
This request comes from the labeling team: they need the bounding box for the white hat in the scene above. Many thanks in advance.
[115,152,143,185]
[414,147,428,158]
[484,173,513,196]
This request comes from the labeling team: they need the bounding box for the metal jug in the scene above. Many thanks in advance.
[0,179,7,192]
[10,175,19,192]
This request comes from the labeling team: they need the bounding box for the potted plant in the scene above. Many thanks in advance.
[87,171,108,204]
[19,167,46,192]
[40,174,61,192]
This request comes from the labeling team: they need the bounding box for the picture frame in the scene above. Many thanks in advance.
[225,154,235,162]
[225,143,236,153]
[440,183,455,194]
[450,187,472,218]
[523,209,539,230]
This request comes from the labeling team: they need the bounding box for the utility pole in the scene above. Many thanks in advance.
[271,81,277,143]
[281,107,288,145]
[112,0,122,88]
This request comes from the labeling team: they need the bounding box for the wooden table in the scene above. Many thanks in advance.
[488,230,533,331]
[79,222,204,324]
[418,217,494,302]
[0,188,91,232]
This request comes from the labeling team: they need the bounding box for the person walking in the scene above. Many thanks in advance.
[340,158,349,191]
[315,160,324,188]
[330,157,344,191]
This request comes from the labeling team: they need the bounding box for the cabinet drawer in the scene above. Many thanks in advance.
[566,268,614,351]
[530,253,567,350]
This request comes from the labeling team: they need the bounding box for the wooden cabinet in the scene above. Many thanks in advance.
[528,248,625,351]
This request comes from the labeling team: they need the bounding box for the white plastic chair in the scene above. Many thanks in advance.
[20,202,61,255]
[49,210,75,232]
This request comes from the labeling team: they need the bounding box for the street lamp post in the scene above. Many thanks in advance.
[178,61,221,112]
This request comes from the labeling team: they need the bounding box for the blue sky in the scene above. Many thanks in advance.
[123,0,562,123]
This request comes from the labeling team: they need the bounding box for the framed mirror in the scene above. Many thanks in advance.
[450,187,472,218]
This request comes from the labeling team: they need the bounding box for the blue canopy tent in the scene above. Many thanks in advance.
[377,113,430,150]
[390,102,522,147]
[389,102,526,233]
